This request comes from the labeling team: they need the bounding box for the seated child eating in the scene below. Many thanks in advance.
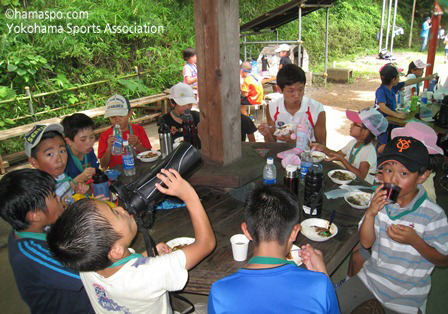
[208,185,339,314]
[47,169,215,313]
[337,137,448,313]
[25,124,89,207]
[313,108,388,184]
[98,94,152,169]
[0,169,94,313]
[61,113,99,183]
[258,64,327,145]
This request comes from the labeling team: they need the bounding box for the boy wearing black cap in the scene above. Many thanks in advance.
[337,137,448,313]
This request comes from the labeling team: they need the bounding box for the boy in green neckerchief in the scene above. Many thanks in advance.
[61,113,99,184]
[208,185,338,314]
[0,169,94,313]
[337,137,448,313]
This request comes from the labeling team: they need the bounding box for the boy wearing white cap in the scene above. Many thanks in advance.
[404,59,431,102]
[159,83,200,141]
[275,44,292,70]
[98,94,152,169]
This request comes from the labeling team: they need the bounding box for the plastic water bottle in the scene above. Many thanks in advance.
[303,163,324,218]
[295,120,308,151]
[122,141,136,176]
[299,150,312,179]
[263,157,277,184]
[421,88,428,105]
[112,124,123,156]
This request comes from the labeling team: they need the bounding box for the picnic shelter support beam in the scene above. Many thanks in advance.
[194,0,241,166]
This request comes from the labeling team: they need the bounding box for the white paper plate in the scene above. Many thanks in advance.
[311,151,326,163]
[166,237,195,251]
[328,169,356,185]
[137,150,161,162]
[344,191,372,210]
[301,218,338,242]
[287,244,302,266]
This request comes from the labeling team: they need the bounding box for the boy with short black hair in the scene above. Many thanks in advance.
[208,185,339,313]
[337,137,448,313]
[25,124,89,207]
[0,169,94,313]
[47,168,215,313]
[61,113,99,183]
[258,64,327,145]
[98,94,152,169]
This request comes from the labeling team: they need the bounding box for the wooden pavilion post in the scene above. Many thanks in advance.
[194,0,241,166]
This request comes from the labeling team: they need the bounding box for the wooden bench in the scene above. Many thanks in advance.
[0,93,169,174]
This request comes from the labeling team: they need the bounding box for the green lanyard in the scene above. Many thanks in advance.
[247,256,297,266]
[67,145,88,174]
[15,231,46,241]
[385,192,427,221]
[108,253,143,268]
[348,143,364,164]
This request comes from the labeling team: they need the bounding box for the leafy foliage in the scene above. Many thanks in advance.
[0,0,443,155]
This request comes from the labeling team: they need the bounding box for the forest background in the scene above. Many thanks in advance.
[0,0,446,154]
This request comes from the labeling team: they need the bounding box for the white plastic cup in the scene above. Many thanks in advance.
[230,234,250,261]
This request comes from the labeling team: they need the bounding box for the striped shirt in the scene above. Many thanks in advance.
[358,186,448,313]
[8,231,94,313]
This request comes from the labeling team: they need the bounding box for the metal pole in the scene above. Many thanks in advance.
[409,0,417,48]
[379,0,387,52]
[25,86,35,121]
[385,0,393,50]
[298,3,302,67]
[390,0,398,53]
[244,34,247,61]
[324,8,329,86]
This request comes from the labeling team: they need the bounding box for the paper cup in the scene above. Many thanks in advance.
[230,234,250,261]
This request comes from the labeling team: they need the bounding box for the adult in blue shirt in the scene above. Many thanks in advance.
[420,17,432,52]
[208,185,339,314]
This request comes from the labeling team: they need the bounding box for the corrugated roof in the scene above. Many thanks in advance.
[240,0,336,34]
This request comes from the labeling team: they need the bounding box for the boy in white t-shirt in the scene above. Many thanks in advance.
[258,64,327,145]
[312,108,388,184]
[47,169,215,313]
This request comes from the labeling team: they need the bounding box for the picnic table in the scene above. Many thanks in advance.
[114,142,370,295]
[386,111,448,135]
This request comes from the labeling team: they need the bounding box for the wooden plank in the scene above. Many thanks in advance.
[194,0,241,166]
[0,94,168,141]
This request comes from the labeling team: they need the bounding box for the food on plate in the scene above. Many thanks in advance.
[273,124,295,137]
[172,244,188,251]
[312,225,332,237]
[141,151,159,159]
[331,171,353,181]
[347,194,369,206]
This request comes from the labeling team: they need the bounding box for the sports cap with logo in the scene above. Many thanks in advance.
[412,59,431,69]
[104,94,131,118]
[24,124,64,157]
[275,44,290,52]
[346,107,389,137]
[391,122,443,155]
[169,82,198,106]
[378,136,429,173]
